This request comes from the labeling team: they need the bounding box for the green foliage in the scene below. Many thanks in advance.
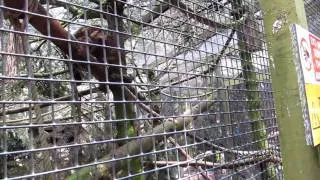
[131,23,141,35]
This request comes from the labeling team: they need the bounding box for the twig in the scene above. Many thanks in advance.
[19,70,68,78]
[161,0,228,29]
[186,132,278,156]
[141,28,236,94]
[124,86,160,117]
[0,87,100,116]
[139,4,170,27]
[168,137,213,180]
[2,108,104,127]
[67,93,215,179]
[2,105,69,124]
[146,154,281,169]
[160,90,214,99]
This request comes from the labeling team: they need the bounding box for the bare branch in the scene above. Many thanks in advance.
[68,93,215,179]
[187,132,280,157]
[161,0,228,29]
[140,4,170,26]
[168,137,213,180]
[141,28,236,94]
[19,70,68,78]
[146,155,281,169]
[1,87,99,116]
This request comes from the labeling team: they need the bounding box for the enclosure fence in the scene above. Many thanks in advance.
[305,0,320,37]
[0,0,282,179]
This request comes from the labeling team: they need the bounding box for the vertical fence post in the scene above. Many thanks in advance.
[260,0,320,179]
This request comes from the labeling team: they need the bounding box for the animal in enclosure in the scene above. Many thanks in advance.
[3,0,131,85]
[0,0,283,180]
[73,26,132,83]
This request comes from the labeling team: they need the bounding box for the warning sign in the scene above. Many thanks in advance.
[294,24,320,146]
[310,34,320,82]
[305,84,320,145]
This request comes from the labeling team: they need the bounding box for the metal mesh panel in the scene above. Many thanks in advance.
[305,0,320,37]
[0,0,282,179]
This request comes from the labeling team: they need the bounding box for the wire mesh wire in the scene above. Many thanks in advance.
[305,0,320,37]
[0,0,282,179]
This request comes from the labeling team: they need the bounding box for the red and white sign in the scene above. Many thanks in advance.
[296,25,320,84]
[310,34,320,81]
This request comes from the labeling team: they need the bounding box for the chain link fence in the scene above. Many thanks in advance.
[0,0,282,179]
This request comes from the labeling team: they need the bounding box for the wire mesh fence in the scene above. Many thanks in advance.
[0,0,282,179]
[305,0,320,37]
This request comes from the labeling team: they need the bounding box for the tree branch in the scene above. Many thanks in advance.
[146,154,281,169]
[141,28,236,94]
[186,132,280,157]
[1,87,99,116]
[162,0,228,29]
[67,94,215,179]
[19,70,68,78]
[168,137,213,180]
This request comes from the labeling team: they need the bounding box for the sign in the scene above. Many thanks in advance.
[305,84,320,145]
[294,24,320,146]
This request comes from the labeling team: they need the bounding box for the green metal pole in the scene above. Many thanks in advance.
[260,0,320,179]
